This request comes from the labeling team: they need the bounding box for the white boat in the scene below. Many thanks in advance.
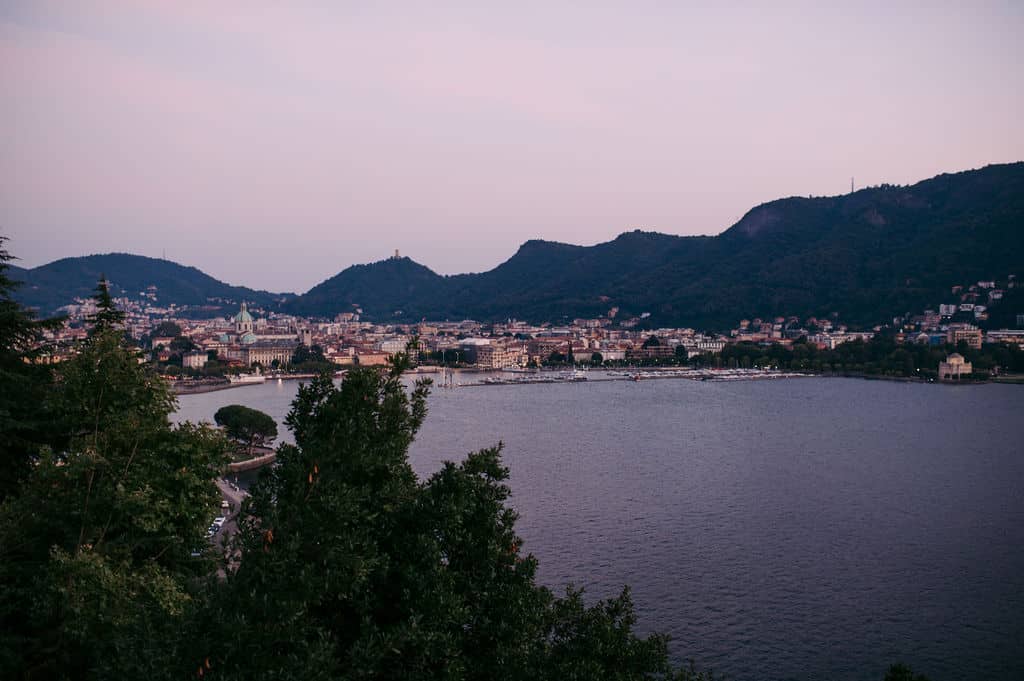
[228,372,266,385]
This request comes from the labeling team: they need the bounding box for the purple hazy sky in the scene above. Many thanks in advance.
[2,1,1022,293]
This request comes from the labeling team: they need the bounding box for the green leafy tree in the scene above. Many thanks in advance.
[291,343,327,366]
[189,357,699,680]
[0,310,227,678]
[151,321,182,338]
[0,237,62,501]
[214,404,278,456]
[169,335,196,353]
[547,351,566,365]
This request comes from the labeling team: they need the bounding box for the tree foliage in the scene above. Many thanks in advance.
[87,275,125,335]
[214,404,278,455]
[710,337,1024,378]
[0,280,227,679]
[187,358,692,679]
[0,237,62,501]
[151,321,182,338]
[290,343,329,369]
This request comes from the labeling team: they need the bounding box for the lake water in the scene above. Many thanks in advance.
[174,374,1024,681]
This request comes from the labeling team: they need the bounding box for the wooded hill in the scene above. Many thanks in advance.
[11,163,1023,329]
[11,253,291,316]
[288,162,1024,329]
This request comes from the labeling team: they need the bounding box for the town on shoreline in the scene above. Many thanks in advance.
[32,273,1024,387]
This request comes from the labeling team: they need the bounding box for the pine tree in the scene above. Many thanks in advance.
[0,303,227,678]
[87,274,125,335]
[0,237,62,501]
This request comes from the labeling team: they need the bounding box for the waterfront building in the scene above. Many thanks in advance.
[182,351,208,369]
[355,352,389,366]
[627,345,675,361]
[460,338,523,368]
[242,343,295,367]
[938,353,973,380]
[214,302,306,366]
[377,338,409,354]
[986,329,1024,348]
[947,324,983,350]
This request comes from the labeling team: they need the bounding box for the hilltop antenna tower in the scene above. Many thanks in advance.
[850,177,854,194]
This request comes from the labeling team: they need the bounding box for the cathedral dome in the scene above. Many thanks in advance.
[232,301,254,324]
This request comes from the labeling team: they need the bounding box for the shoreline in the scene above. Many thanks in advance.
[171,372,331,395]
[173,368,1016,395]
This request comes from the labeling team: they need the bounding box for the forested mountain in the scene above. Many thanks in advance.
[11,253,292,315]
[11,163,1023,328]
[289,163,1024,329]
[286,256,446,319]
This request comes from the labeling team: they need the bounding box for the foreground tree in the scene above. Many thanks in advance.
[214,404,278,456]
[186,356,696,680]
[0,237,62,501]
[0,281,227,679]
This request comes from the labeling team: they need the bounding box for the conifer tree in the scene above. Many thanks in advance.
[87,274,125,335]
[0,277,227,679]
[0,236,62,501]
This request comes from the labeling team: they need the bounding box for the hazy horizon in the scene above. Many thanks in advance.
[3,1,1023,291]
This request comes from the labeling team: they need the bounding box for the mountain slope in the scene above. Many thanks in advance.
[287,162,1024,328]
[12,253,291,315]
[12,163,1022,328]
[664,163,1024,327]
[443,231,711,321]
[287,256,446,318]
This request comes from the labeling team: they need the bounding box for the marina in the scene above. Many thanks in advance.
[470,367,811,387]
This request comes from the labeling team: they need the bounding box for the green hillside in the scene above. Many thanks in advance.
[288,163,1024,329]
[286,256,446,319]
[12,253,292,315]
[11,163,1023,329]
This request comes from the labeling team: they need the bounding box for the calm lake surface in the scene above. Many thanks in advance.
[174,374,1024,681]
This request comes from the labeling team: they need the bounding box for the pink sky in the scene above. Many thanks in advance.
[2,1,1022,293]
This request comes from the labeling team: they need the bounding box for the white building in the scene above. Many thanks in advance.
[182,351,208,369]
[938,353,972,381]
